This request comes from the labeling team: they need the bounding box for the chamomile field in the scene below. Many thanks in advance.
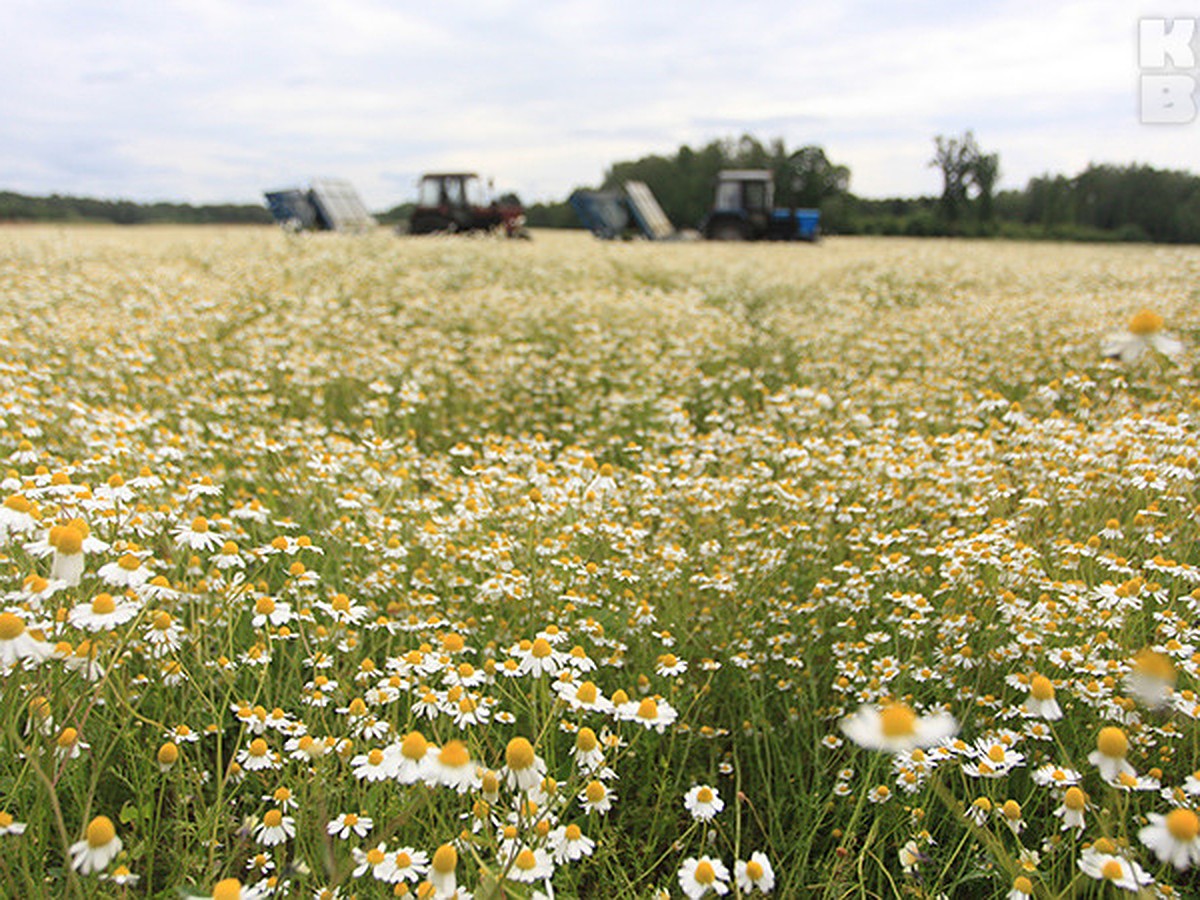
[2,226,1200,899]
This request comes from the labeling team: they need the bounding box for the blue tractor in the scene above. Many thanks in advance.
[701,170,820,241]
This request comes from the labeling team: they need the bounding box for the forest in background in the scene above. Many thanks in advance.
[5,132,1200,243]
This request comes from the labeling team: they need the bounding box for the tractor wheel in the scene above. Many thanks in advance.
[709,221,747,241]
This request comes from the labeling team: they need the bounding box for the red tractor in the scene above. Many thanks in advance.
[407,173,528,237]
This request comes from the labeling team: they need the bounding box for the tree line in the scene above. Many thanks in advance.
[0,191,272,225]
[525,133,1200,244]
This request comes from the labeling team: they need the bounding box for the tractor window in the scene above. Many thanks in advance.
[715,181,741,210]
[744,181,769,211]
[465,178,488,207]
[418,179,442,207]
[444,178,465,206]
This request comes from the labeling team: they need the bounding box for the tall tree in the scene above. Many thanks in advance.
[930,132,978,222]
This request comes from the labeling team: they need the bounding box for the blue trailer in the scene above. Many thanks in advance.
[569,181,675,240]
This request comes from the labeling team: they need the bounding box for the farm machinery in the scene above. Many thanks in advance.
[701,170,820,241]
[264,178,375,232]
[571,169,820,242]
[407,173,528,238]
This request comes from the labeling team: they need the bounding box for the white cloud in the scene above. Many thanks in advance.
[0,0,1195,208]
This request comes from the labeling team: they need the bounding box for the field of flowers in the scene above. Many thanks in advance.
[1,225,1199,898]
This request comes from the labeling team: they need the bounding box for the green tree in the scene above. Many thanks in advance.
[930,131,999,225]
[780,146,851,209]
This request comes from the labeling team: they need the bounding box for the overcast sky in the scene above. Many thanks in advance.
[4,0,1198,209]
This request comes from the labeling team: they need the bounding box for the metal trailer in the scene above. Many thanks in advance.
[263,179,375,232]
[569,181,675,240]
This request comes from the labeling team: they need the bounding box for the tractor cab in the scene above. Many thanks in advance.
[704,170,774,240]
[416,173,489,211]
[409,172,527,237]
[713,170,774,214]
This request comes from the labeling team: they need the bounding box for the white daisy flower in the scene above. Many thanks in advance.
[678,855,730,899]
[1139,807,1200,870]
[70,815,122,875]
[840,702,957,753]
[734,851,775,894]
[683,785,724,822]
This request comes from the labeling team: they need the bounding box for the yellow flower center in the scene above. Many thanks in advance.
[367,848,387,865]
[401,731,428,760]
[987,745,1006,764]
[531,637,553,659]
[0,612,26,640]
[747,859,764,879]
[696,787,714,803]
[439,740,469,768]
[431,844,457,874]
[506,737,535,771]
[585,780,606,803]
[637,698,659,720]
[86,815,116,847]
[1063,787,1085,811]
[1096,726,1128,758]
[1030,675,1055,701]
[263,809,283,828]
[117,553,141,571]
[191,516,209,533]
[1101,859,1124,880]
[57,727,78,748]
[694,860,716,885]
[53,525,84,555]
[248,738,268,757]
[1013,876,1033,893]
[515,849,537,871]
[565,824,583,841]
[395,851,412,867]
[91,593,116,615]
[158,742,179,765]
[1002,800,1021,820]
[368,749,384,766]
[576,682,598,704]
[1166,808,1200,842]
[879,703,917,738]
[0,812,12,828]
[1135,648,1176,682]
[4,495,31,513]
[1129,309,1164,335]
[212,879,244,900]
[255,596,276,616]
[576,728,598,753]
